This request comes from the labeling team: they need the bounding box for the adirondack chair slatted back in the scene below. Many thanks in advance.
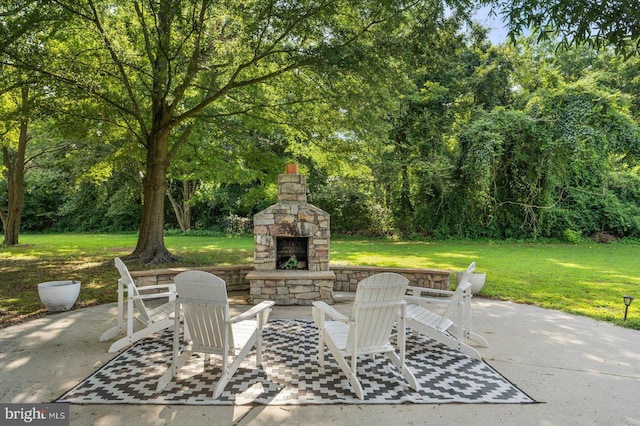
[173,271,234,352]
[437,262,476,330]
[349,273,408,354]
[114,257,151,323]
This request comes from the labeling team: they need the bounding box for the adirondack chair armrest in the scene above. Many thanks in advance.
[405,293,453,305]
[312,301,350,323]
[406,286,454,298]
[131,291,176,300]
[134,283,176,293]
[130,282,176,301]
[404,295,427,304]
[229,301,275,323]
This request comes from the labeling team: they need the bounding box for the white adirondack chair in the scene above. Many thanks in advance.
[99,258,177,353]
[312,272,419,400]
[404,262,489,360]
[156,270,274,398]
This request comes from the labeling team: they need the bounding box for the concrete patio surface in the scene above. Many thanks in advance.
[1,296,639,426]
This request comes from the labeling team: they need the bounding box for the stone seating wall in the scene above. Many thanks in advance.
[331,265,450,292]
[130,264,451,294]
[131,265,254,293]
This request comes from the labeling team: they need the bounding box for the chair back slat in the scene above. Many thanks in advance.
[174,270,233,350]
[183,303,227,350]
[349,272,408,353]
[438,261,476,329]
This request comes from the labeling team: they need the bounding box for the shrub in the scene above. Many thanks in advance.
[563,229,582,243]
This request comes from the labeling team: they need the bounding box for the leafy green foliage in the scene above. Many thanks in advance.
[2,3,640,246]
[492,0,640,57]
[523,73,640,238]
[310,176,392,236]
[405,40,640,240]
[562,229,582,244]
[453,107,551,238]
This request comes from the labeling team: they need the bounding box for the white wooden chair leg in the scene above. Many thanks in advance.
[213,334,257,399]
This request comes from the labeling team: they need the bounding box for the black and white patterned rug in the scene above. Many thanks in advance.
[56,319,535,405]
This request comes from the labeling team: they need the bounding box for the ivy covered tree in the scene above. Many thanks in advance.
[448,40,640,239]
[526,79,640,237]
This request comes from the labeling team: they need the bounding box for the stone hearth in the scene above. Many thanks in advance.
[246,166,335,305]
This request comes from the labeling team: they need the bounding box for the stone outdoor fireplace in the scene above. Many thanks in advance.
[246,165,335,305]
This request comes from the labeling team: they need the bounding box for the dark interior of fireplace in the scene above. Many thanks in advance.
[276,237,309,270]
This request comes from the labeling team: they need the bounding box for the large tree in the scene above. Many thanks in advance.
[6,0,469,262]
[0,84,30,245]
[0,1,67,245]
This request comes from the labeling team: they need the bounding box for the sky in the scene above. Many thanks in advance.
[474,6,509,45]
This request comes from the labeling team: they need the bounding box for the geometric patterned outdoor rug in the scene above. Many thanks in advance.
[56,319,536,405]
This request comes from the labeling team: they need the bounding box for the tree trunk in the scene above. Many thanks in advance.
[398,164,413,235]
[166,180,196,232]
[128,124,177,263]
[181,180,193,231]
[394,131,413,236]
[166,186,187,232]
[1,88,29,246]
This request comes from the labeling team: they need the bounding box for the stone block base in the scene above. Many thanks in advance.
[246,270,335,305]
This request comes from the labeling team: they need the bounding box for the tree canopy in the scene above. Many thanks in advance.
[1,0,640,255]
[2,0,475,261]
[491,0,640,57]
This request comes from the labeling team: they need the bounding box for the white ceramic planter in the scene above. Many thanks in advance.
[455,272,487,294]
[38,280,81,312]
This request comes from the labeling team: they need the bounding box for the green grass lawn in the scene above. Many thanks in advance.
[1,233,639,329]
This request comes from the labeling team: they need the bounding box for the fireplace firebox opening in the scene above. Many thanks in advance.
[276,237,309,270]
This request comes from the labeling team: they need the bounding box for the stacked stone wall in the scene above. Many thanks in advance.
[130,264,450,297]
[130,265,253,293]
[331,265,450,292]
